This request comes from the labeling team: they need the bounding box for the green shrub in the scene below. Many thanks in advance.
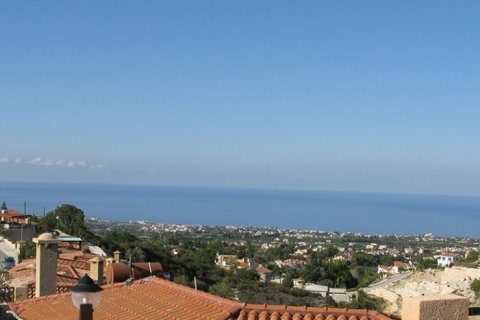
[471,279,480,296]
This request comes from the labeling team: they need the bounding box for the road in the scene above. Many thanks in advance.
[364,272,412,292]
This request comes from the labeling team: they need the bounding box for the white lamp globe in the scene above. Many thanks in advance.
[70,275,103,310]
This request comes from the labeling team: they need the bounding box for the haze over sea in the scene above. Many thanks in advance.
[1,181,480,238]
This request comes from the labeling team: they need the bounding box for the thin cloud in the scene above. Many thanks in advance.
[26,158,55,166]
[9,157,106,170]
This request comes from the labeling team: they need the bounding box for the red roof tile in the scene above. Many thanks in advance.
[236,305,398,320]
[0,209,28,217]
[256,266,271,274]
[8,252,99,286]
[9,277,399,320]
[10,277,241,320]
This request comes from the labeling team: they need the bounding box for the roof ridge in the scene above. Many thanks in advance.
[149,277,241,307]
[241,304,395,318]
[11,277,136,306]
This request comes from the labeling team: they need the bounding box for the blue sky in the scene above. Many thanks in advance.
[1,1,480,195]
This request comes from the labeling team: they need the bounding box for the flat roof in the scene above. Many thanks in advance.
[57,236,83,242]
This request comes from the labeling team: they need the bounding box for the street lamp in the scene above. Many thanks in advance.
[71,274,104,320]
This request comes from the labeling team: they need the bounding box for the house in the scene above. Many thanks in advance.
[275,258,307,268]
[256,265,271,282]
[437,252,460,267]
[377,265,392,276]
[377,265,400,277]
[215,253,238,269]
[0,209,31,224]
[2,233,471,320]
[236,259,251,269]
[0,210,36,242]
[292,277,304,289]
[6,233,162,300]
[394,260,415,271]
[6,279,471,320]
[6,276,399,320]
[303,283,356,304]
[8,251,100,288]
[377,261,413,278]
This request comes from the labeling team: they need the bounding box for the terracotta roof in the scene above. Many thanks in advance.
[441,252,459,257]
[9,277,399,320]
[237,305,398,320]
[10,277,241,320]
[0,209,29,217]
[256,266,271,274]
[8,252,100,286]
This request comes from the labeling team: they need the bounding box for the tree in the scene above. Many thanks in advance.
[209,279,235,298]
[465,251,479,263]
[40,204,99,243]
[18,242,36,263]
[471,279,480,296]
[127,246,146,262]
[346,290,384,311]
[43,204,86,236]
[1,201,7,211]
[282,273,293,288]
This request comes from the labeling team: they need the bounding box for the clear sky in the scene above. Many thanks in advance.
[1,1,480,195]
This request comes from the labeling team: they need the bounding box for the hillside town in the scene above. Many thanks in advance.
[1,205,480,320]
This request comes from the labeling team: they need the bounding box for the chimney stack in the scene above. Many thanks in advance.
[33,233,59,297]
[105,257,114,268]
[402,295,468,320]
[114,250,121,263]
[89,256,105,285]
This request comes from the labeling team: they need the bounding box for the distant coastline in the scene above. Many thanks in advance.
[1,181,480,237]
[86,218,475,240]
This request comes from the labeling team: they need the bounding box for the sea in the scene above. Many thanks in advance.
[0,181,479,238]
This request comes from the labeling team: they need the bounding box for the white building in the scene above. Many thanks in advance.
[437,252,460,267]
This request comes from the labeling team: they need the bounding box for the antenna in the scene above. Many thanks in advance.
[129,255,132,279]
[194,276,197,292]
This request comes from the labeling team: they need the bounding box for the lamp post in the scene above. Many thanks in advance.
[71,274,104,320]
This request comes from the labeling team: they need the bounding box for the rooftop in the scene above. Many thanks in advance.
[10,277,240,320]
[9,277,398,320]
[237,304,398,320]
[8,252,99,287]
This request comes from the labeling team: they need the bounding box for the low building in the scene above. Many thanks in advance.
[6,276,399,320]
[256,265,271,282]
[437,252,460,267]
[292,277,304,289]
[236,259,251,269]
[0,209,31,224]
[377,265,400,277]
[303,283,356,303]
[2,233,472,320]
[215,253,238,269]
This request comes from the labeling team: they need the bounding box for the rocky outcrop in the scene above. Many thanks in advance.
[366,267,480,315]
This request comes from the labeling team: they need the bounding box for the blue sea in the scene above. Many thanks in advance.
[0,181,479,237]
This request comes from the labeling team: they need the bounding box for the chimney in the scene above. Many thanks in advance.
[105,257,114,268]
[402,295,469,320]
[33,233,59,297]
[89,256,105,285]
[114,250,121,263]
